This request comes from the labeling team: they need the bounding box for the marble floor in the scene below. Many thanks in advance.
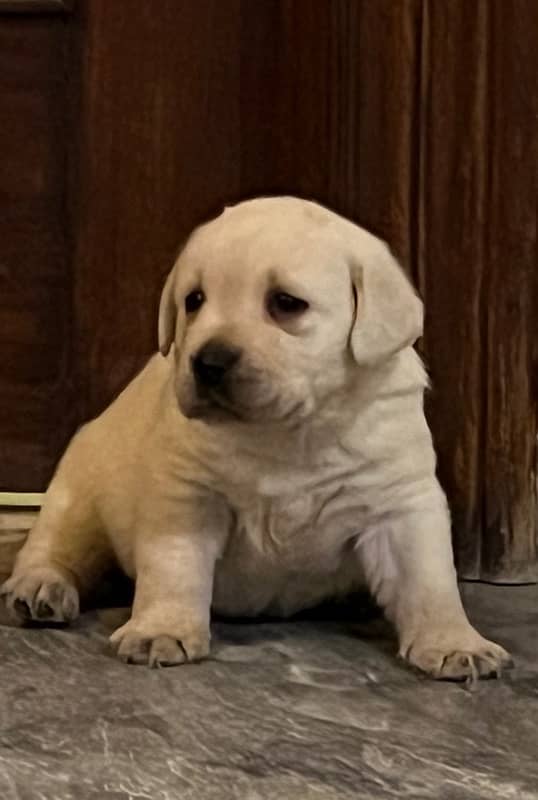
[0,581,537,799]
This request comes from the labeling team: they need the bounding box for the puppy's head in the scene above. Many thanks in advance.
[159,197,422,424]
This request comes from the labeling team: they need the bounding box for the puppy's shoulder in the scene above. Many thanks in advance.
[84,352,175,445]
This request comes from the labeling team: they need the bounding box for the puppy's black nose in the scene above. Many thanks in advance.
[192,340,242,387]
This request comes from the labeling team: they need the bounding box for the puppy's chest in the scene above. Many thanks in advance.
[226,471,364,569]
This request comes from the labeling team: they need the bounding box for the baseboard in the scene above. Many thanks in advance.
[0,511,36,582]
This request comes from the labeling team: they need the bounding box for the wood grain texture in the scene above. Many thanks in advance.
[418,0,491,577]
[419,0,538,579]
[481,0,538,581]
[0,15,73,491]
[240,0,360,216]
[354,0,423,273]
[0,0,73,11]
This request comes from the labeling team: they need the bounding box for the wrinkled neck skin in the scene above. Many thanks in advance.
[161,348,429,499]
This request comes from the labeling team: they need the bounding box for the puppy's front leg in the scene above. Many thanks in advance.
[357,489,512,681]
[110,502,227,668]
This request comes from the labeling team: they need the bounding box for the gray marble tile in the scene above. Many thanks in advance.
[0,584,537,799]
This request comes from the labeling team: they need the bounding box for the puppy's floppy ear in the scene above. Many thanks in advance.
[158,265,178,356]
[349,242,423,365]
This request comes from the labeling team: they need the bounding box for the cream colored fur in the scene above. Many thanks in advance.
[1,197,510,679]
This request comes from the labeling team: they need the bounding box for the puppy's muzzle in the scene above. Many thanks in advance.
[191,339,242,389]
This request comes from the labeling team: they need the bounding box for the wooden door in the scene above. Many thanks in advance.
[1,0,536,581]
[0,0,75,491]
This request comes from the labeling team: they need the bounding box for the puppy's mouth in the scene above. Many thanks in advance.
[182,385,307,429]
[181,385,247,423]
[177,365,296,425]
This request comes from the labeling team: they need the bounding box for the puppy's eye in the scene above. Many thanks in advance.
[185,289,205,314]
[268,291,309,320]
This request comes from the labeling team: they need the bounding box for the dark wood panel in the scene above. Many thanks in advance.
[71,0,242,419]
[0,15,73,491]
[241,0,416,234]
[0,1,73,12]
[1,287,68,383]
[355,0,423,273]
[482,0,538,581]
[240,0,360,214]
[418,0,491,577]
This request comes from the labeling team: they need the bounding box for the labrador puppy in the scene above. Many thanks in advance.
[1,197,511,679]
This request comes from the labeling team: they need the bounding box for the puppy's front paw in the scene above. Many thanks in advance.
[401,628,512,683]
[110,618,210,667]
[0,567,79,626]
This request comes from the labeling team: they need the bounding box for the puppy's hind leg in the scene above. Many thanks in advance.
[1,461,111,626]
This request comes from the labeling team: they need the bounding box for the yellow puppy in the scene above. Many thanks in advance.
[2,197,511,679]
